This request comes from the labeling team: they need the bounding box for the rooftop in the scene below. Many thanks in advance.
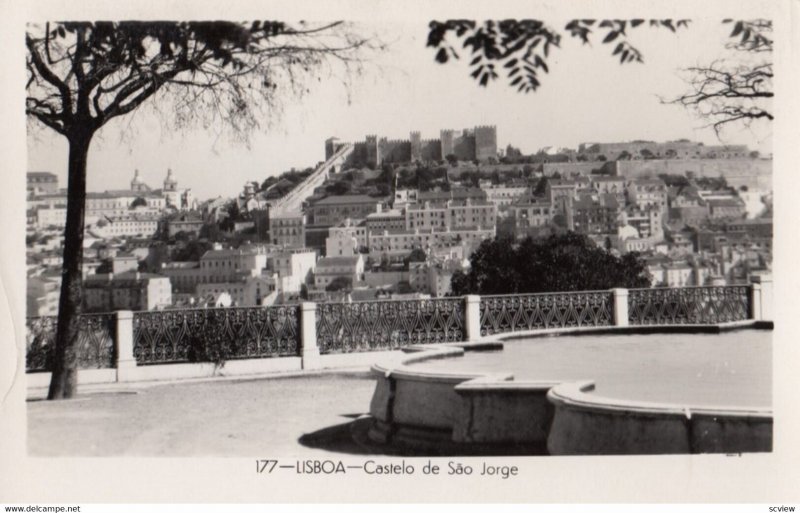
[316,255,362,267]
[27,172,58,180]
[311,195,383,206]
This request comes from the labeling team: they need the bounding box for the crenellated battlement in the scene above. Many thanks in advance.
[380,138,412,147]
[326,125,497,167]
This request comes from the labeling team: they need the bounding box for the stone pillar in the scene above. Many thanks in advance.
[300,302,321,369]
[750,283,762,321]
[751,275,773,321]
[465,295,482,341]
[115,310,137,382]
[611,288,629,327]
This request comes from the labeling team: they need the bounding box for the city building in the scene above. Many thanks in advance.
[707,197,747,220]
[83,271,172,312]
[481,184,530,207]
[405,199,497,231]
[626,178,668,211]
[510,197,554,233]
[196,273,277,306]
[572,194,621,235]
[306,195,385,227]
[365,208,406,235]
[27,274,61,316]
[27,172,59,197]
[314,255,365,289]
[163,211,205,238]
[590,176,626,200]
[160,244,270,293]
[268,210,306,248]
[326,219,368,256]
[368,227,495,256]
[270,248,317,293]
[92,213,160,239]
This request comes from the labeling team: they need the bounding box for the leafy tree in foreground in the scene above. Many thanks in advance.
[427,18,772,135]
[450,232,651,296]
[26,21,375,399]
[427,19,690,93]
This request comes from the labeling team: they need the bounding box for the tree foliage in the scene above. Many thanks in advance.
[427,19,689,93]
[450,232,651,295]
[427,18,772,136]
[326,276,352,292]
[27,21,374,139]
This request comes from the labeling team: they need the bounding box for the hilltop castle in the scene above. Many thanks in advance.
[325,126,498,168]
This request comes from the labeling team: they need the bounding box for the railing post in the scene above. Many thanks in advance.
[611,288,629,327]
[750,283,762,321]
[115,310,137,382]
[751,275,772,321]
[300,302,321,369]
[465,295,482,341]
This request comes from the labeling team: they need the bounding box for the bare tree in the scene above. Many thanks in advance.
[667,20,773,136]
[26,21,377,399]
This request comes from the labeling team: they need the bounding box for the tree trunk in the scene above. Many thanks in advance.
[47,131,92,400]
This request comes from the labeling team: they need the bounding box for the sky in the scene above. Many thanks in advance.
[26,18,773,201]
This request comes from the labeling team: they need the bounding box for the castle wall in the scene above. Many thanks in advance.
[543,162,616,177]
[419,139,441,161]
[379,139,412,163]
[330,125,497,168]
[616,159,772,189]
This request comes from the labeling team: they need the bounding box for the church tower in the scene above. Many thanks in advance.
[130,169,146,192]
[163,168,177,192]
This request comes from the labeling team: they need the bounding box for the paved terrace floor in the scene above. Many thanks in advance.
[27,369,394,457]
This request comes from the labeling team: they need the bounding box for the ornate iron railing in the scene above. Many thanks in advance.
[316,298,465,354]
[26,314,116,372]
[627,286,751,325]
[132,306,300,364]
[479,291,614,336]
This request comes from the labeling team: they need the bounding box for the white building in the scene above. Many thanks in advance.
[406,199,497,232]
[482,184,530,207]
[270,248,317,293]
[196,273,278,306]
[369,227,495,257]
[160,244,270,293]
[92,213,160,239]
[27,275,61,316]
[314,255,365,289]
[326,219,368,257]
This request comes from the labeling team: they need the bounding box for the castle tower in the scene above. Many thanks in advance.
[164,168,177,192]
[440,129,455,160]
[410,131,422,162]
[325,137,340,160]
[474,125,498,161]
[365,135,381,168]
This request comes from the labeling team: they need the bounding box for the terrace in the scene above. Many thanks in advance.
[26,280,773,456]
